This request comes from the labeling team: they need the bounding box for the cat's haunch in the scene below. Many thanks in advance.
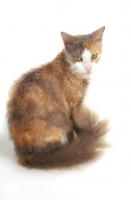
[7,26,109,169]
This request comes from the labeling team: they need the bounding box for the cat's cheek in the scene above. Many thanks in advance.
[74,62,88,75]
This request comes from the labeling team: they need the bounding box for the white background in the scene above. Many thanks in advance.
[0,0,131,199]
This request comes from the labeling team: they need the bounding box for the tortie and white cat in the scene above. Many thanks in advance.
[7,26,109,169]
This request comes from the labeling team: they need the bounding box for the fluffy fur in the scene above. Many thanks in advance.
[7,26,109,169]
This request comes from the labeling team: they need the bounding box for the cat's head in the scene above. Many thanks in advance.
[61,26,105,75]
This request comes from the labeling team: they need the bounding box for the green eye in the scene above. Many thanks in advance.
[75,56,82,62]
[91,53,98,59]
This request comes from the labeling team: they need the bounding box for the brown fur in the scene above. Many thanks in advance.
[7,26,109,169]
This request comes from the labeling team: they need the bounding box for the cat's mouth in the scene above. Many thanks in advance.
[85,69,91,74]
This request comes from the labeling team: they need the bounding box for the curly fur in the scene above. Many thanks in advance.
[7,26,109,169]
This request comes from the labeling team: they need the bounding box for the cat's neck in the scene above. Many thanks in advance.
[49,51,75,78]
[54,50,71,69]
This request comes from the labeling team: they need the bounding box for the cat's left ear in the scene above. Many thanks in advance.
[91,26,105,42]
[61,32,75,48]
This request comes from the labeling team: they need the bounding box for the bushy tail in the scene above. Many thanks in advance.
[17,110,109,169]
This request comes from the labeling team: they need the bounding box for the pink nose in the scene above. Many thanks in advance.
[86,68,91,72]
[84,61,92,72]
[85,65,91,73]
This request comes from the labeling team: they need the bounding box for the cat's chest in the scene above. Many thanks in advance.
[61,74,88,108]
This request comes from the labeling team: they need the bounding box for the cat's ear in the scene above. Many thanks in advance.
[91,26,105,42]
[61,32,75,48]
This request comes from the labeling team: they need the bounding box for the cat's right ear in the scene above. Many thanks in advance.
[61,32,74,48]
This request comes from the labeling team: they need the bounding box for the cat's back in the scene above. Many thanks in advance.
[7,62,66,124]
[8,52,67,102]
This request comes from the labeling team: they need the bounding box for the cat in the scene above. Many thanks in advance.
[7,26,109,169]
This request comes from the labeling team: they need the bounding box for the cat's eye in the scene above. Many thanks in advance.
[91,53,98,59]
[75,56,82,62]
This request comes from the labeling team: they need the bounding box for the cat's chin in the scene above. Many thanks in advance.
[81,70,93,77]
[71,62,91,77]
[81,70,94,82]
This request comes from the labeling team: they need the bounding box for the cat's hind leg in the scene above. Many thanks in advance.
[9,113,74,165]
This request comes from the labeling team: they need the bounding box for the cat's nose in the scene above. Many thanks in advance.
[83,61,92,72]
[86,68,91,73]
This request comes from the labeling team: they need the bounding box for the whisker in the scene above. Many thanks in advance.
[60,70,77,87]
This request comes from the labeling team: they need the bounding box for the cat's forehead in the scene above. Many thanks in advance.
[84,39,102,53]
[71,39,85,55]
[69,39,90,57]
[72,38,92,55]
[74,34,90,45]
[73,34,94,50]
